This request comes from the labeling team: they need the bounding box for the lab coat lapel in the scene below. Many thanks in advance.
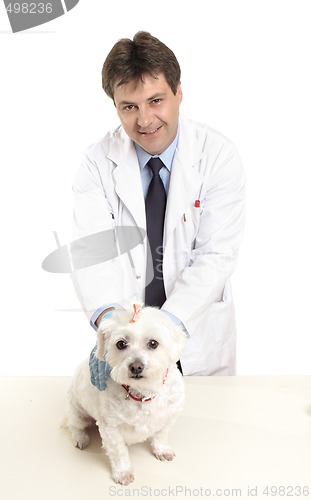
[109,133,146,231]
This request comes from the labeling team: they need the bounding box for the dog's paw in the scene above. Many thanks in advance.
[113,470,135,485]
[74,431,90,450]
[154,449,175,461]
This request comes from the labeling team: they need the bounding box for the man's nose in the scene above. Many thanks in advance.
[137,107,152,128]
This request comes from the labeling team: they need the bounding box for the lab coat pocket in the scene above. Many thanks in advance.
[207,298,236,349]
[177,205,202,259]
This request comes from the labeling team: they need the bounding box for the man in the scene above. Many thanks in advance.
[72,31,245,380]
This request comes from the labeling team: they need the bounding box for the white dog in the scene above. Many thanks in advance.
[63,305,186,485]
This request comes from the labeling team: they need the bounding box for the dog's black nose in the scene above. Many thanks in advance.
[129,360,144,375]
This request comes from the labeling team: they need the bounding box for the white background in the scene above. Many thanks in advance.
[1,0,310,376]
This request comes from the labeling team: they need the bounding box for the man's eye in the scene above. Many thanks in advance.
[148,339,159,349]
[116,340,127,350]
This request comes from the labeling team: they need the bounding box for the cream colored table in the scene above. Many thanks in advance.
[1,376,311,500]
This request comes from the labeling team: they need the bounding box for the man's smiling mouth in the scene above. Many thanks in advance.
[139,126,162,136]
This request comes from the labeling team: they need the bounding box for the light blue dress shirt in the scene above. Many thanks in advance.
[135,131,179,197]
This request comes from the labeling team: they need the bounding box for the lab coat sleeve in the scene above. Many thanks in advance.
[70,151,127,322]
[163,146,245,332]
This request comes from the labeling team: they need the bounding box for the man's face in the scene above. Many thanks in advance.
[114,73,182,155]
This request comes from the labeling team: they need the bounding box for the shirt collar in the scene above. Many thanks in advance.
[134,126,179,172]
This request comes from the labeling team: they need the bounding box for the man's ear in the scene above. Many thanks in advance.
[177,83,183,104]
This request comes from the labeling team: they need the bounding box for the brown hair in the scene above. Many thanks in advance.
[102,31,181,100]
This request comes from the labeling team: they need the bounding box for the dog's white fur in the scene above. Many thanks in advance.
[63,306,186,485]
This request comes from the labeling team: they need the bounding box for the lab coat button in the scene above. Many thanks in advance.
[136,275,141,279]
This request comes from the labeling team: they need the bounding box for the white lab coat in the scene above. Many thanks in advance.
[72,115,245,376]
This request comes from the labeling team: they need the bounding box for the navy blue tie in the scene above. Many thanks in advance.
[145,157,167,307]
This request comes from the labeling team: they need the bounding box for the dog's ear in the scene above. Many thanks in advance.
[168,325,187,363]
[96,319,113,360]
[96,329,105,360]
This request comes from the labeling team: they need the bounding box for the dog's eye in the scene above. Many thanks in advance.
[148,339,158,349]
[116,340,127,350]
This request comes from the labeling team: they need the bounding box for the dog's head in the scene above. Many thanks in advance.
[96,305,187,391]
